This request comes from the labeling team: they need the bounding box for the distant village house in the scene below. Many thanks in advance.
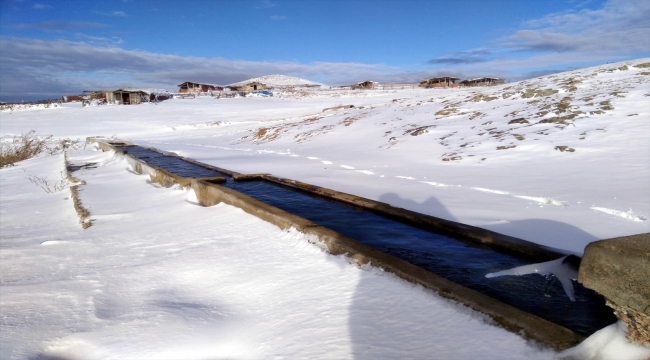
[419,77,460,88]
[61,95,84,102]
[177,82,223,93]
[460,77,505,87]
[227,81,267,92]
[105,89,171,105]
[352,80,378,90]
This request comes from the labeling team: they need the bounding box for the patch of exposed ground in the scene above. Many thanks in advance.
[64,152,93,229]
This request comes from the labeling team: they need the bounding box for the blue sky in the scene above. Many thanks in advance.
[1,0,648,102]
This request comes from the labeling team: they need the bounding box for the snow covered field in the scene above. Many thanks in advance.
[1,60,649,359]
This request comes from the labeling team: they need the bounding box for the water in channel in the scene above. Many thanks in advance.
[118,145,616,336]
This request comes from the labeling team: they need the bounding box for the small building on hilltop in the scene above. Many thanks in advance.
[177,82,223,93]
[419,76,460,88]
[352,80,378,90]
[460,77,505,87]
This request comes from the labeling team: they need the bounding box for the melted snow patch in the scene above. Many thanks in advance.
[514,196,567,206]
[307,157,319,160]
[396,176,416,180]
[591,207,647,222]
[340,165,355,169]
[321,161,333,164]
[356,170,375,175]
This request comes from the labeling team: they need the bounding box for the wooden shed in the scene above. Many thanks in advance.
[177,82,223,93]
[104,89,170,105]
[419,76,460,88]
[105,89,143,105]
[352,80,378,90]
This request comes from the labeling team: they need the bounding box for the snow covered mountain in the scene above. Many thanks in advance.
[226,74,325,88]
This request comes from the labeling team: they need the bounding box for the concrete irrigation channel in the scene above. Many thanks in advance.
[84,137,621,350]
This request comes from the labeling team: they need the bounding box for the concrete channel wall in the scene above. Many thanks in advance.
[579,234,650,348]
[88,137,584,350]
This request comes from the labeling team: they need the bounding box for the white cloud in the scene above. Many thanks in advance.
[33,3,52,9]
[428,0,649,78]
[74,33,124,46]
[255,0,276,9]
[0,37,398,101]
[270,15,286,20]
[94,10,127,17]
[503,0,649,55]
[14,21,109,31]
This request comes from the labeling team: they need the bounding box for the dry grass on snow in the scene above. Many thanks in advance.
[0,130,55,168]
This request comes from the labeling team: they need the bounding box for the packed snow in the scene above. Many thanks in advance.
[2,59,650,359]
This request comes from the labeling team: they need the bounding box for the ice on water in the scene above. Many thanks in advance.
[486,255,581,301]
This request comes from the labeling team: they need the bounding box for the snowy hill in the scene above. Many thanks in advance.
[223,58,650,252]
[226,74,325,88]
[246,60,649,164]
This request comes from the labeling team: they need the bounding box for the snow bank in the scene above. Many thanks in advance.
[560,322,650,360]
[0,102,62,112]
[1,147,558,359]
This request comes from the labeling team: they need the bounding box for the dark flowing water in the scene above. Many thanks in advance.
[118,145,616,336]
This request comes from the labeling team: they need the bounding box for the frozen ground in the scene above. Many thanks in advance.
[1,59,650,359]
